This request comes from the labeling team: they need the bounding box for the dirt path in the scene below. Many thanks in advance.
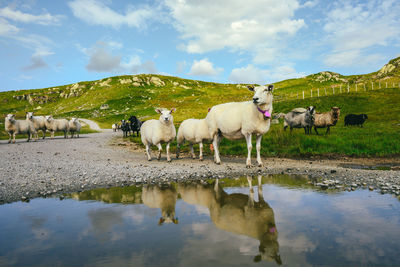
[0,128,399,203]
[79,118,108,132]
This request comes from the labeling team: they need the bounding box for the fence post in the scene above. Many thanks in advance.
[379,81,381,89]
[364,84,366,91]
[318,88,320,97]
[340,85,342,93]
[386,82,387,88]
[347,83,350,93]
[371,82,373,90]
[310,89,312,97]
[324,88,327,95]
[356,83,358,92]
[333,87,335,94]
[302,91,304,99]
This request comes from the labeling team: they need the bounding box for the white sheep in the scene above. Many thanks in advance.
[5,114,37,143]
[26,112,47,139]
[206,85,274,167]
[176,118,211,160]
[44,115,69,139]
[141,108,176,162]
[68,118,81,138]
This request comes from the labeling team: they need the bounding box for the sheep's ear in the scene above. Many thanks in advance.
[267,84,274,92]
[155,108,162,114]
[247,85,255,91]
[170,108,176,114]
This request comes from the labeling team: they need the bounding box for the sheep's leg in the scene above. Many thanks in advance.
[199,142,204,161]
[256,134,263,167]
[290,127,293,133]
[213,134,221,165]
[27,131,30,142]
[257,175,265,203]
[283,125,287,131]
[245,133,253,168]
[51,131,54,139]
[166,142,171,162]
[145,144,152,161]
[176,142,181,159]
[190,144,195,159]
[314,127,319,135]
[326,126,330,134]
[157,143,162,160]
[42,130,46,139]
[304,127,307,134]
[8,132,12,143]
[247,176,254,207]
[13,132,16,143]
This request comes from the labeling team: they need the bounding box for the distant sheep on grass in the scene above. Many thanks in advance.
[45,115,69,139]
[345,114,368,127]
[284,106,315,134]
[141,108,176,162]
[26,112,47,139]
[69,118,81,138]
[314,107,341,135]
[5,114,37,143]
[176,118,211,160]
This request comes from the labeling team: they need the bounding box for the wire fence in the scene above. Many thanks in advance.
[274,79,400,102]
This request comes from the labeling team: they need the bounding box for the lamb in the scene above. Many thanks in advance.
[5,114,37,143]
[344,114,368,127]
[314,107,341,134]
[206,84,274,167]
[176,118,212,160]
[26,112,47,139]
[141,108,176,162]
[44,115,69,139]
[283,106,315,134]
[112,123,118,132]
[68,118,81,138]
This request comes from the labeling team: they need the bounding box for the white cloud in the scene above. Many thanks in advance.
[0,17,19,35]
[0,6,63,25]
[82,41,158,74]
[68,0,155,28]
[323,0,400,67]
[164,0,305,63]
[188,58,223,76]
[301,0,319,8]
[229,64,305,84]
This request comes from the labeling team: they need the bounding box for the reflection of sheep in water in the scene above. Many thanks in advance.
[142,184,178,225]
[178,176,281,264]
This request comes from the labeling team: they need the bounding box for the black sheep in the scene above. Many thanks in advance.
[344,114,368,127]
[128,116,143,137]
[121,119,131,137]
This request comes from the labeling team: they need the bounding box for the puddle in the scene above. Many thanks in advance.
[339,163,399,171]
[1,175,400,267]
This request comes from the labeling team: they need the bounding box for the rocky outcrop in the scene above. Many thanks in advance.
[313,71,348,83]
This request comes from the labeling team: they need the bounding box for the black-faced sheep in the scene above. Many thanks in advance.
[344,114,368,127]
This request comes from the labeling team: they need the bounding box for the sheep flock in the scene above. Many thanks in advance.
[4,112,81,143]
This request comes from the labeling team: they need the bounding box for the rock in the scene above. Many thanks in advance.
[330,170,337,173]
[100,104,109,110]
[150,76,165,87]
[369,186,374,191]
[391,166,400,171]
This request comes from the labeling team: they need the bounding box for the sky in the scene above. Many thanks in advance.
[0,0,399,92]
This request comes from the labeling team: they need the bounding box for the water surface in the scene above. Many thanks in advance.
[1,175,399,267]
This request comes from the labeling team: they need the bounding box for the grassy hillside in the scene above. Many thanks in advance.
[1,57,400,157]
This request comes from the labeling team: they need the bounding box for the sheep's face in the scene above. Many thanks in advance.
[156,108,175,124]
[6,114,16,123]
[26,112,34,120]
[248,85,274,107]
[363,114,368,120]
[45,115,53,122]
[71,117,78,123]
[331,107,340,119]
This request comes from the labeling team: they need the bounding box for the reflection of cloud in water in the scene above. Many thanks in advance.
[179,223,259,265]
[23,215,52,240]
[84,207,124,243]
[328,195,400,264]
[193,205,210,216]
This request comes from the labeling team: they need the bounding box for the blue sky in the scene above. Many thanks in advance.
[0,0,399,92]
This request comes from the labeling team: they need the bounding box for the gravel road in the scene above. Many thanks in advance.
[1,120,399,203]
